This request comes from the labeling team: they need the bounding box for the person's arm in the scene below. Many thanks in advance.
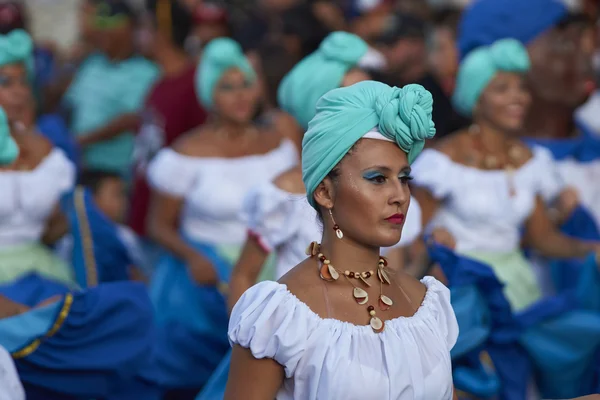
[410,185,442,229]
[224,345,284,400]
[77,113,140,146]
[41,206,69,246]
[147,191,218,285]
[524,196,598,259]
[228,236,270,313]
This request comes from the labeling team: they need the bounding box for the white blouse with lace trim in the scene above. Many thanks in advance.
[0,149,75,249]
[411,146,564,253]
[241,181,423,279]
[147,139,298,245]
[229,277,458,400]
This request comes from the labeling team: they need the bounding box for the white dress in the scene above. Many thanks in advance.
[242,181,423,279]
[0,148,76,283]
[229,276,458,400]
[0,148,75,249]
[0,346,24,400]
[411,146,564,310]
[147,139,298,248]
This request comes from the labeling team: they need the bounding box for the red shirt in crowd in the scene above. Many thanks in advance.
[129,63,207,236]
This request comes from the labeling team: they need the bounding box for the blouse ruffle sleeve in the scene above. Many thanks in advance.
[147,148,199,197]
[228,281,315,378]
[531,146,565,203]
[411,149,457,200]
[48,149,76,194]
[242,182,312,253]
[422,276,459,351]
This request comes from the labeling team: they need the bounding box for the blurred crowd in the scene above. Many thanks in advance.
[0,0,600,399]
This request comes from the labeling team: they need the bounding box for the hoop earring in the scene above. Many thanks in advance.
[329,209,343,239]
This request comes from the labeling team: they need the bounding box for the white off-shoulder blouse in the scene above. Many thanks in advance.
[229,277,458,400]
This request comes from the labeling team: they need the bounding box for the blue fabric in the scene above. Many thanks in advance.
[37,114,80,168]
[524,121,600,163]
[0,106,17,165]
[0,278,154,399]
[143,239,232,390]
[60,188,131,288]
[458,0,568,60]
[0,273,69,306]
[429,241,600,398]
[195,350,231,400]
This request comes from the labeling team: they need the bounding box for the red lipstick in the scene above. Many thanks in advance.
[385,213,405,224]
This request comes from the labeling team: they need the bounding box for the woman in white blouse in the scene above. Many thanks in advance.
[146,38,298,391]
[411,39,599,312]
[226,81,457,399]
[0,30,75,285]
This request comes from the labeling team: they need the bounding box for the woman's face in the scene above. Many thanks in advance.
[475,71,531,133]
[527,21,595,108]
[316,139,412,248]
[213,69,259,123]
[0,63,31,125]
[341,68,370,87]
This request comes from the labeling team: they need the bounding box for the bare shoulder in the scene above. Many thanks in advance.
[25,130,53,162]
[278,259,330,316]
[272,111,302,148]
[273,167,305,194]
[391,269,428,306]
[431,130,471,163]
[171,127,220,158]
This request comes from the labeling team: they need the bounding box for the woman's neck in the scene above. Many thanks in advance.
[474,121,509,149]
[319,233,381,273]
[523,96,575,139]
[212,118,253,141]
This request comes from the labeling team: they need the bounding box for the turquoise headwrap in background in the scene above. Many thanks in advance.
[277,31,369,129]
[452,39,530,117]
[0,29,33,76]
[302,80,436,209]
[196,38,256,109]
[0,107,18,165]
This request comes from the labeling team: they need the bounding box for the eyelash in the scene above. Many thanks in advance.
[367,175,413,184]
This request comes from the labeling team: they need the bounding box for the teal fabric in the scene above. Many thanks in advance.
[0,107,17,165]
[278,31,369,129]
[0,29,34,76]
[65,53,159,176]
[302,80,436,208]
[453,38,530,117]
[196,38,256,109]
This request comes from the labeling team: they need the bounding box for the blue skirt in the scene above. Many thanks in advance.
[141,239,239,391]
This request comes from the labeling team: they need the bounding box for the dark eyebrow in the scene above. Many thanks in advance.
[363,165,412,174]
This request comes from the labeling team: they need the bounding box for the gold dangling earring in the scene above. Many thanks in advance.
[329,209,343,239]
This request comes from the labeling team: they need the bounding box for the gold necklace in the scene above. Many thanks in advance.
[469,125,526,197]
[306,242,393,333]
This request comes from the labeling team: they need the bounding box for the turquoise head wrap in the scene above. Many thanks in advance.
[0,29,33,74]
[277,31,369,129]
[0,107,18,166]
[452,38,530,117]
[302,80,436,209]
[196,38,256,109]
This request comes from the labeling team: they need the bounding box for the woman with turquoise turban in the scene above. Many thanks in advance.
[411,38,600,398]
[228,31,429,317]
[412,37,599,312]
[224,80,462,399]
[0,29,77,285]
[146,37,298,394]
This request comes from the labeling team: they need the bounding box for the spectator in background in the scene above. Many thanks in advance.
[372,11,468,138]
[129,0,206,244]
[63,0,159,178]
[185,2,231,59]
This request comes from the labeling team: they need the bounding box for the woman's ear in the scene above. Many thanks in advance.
[313,177,335,210]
